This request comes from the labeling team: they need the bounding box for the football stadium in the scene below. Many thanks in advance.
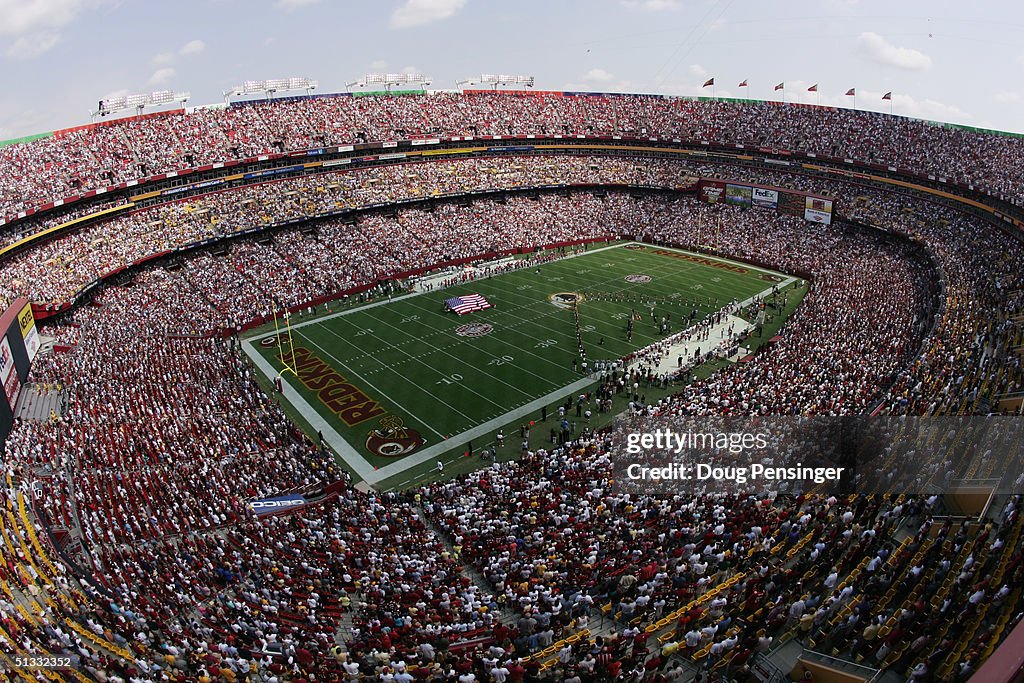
[0,2,1023,682]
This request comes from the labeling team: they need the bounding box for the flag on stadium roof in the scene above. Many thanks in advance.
[845,88,856,96]
[807,84,818,92]
[774,82,784,91]
[702,77,715,88]
[738,79,748,88]
[882,91,892,100]
[445,294,492,315]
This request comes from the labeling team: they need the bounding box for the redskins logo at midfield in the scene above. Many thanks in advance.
[365,416,425,457]
[624,274,653,283]
[549,292,585,310]
[455,323,493,338]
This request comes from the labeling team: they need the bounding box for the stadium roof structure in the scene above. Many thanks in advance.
[91,90,190,119]
[223,77,319,102]
[457,74,536,89]
[346,73,432,91]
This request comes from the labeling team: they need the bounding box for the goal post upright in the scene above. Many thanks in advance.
[272,306,299,379]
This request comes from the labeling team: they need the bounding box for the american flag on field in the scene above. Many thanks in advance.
[444,294,492,315]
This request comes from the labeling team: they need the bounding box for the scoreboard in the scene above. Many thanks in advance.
[0,298,38,443]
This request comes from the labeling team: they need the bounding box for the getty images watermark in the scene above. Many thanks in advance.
[624,428,846,485]
[609,415,1024,497]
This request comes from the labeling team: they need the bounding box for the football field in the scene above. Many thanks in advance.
[243,243,794,486]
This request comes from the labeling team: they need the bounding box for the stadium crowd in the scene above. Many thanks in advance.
[0,155,694,309]
[2,92,1024,226]
[1,117,1023,681]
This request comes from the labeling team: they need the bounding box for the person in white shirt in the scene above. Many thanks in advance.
[342,657,360,680]
[685,629,701,648]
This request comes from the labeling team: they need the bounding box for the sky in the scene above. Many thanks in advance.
[1,0,1023,140]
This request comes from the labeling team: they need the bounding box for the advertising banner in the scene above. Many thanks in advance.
[725,184,753,207]
[248,493,307,516]
[17,302,35,338]
[804,209,832,224]
[0,336,13,385]
[700,180,726,204]
[23,326,39,362]
[751,187,779,209]
[804,196,834,225]
[3,371,19,408]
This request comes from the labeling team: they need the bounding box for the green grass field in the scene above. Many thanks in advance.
[245,243,794,485]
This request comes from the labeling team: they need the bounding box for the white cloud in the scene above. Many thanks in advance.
[275,0,321,8]
[0,0,84,36]
[620,0,681,10]
[179,39,205,56]
[857,32,932,70]
[148,67,176,85]
[994,91,1022,104]
[389,0,467,29]
[687,64,708,78]
[0,0,95,59]
[370,59,388,70]
[585,68,615,83]
[892,94,969,122]
[5,32,60,59]
[153,39,204,68]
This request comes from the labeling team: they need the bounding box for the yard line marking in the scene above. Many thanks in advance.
[397,297,578,376]
[315,319,508,417]
[298,331,453,439]
[360,306,546,398]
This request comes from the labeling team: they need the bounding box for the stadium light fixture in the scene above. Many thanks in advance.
[92,90,190,119]
[346,73,432,92]
[223,77,318,102]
